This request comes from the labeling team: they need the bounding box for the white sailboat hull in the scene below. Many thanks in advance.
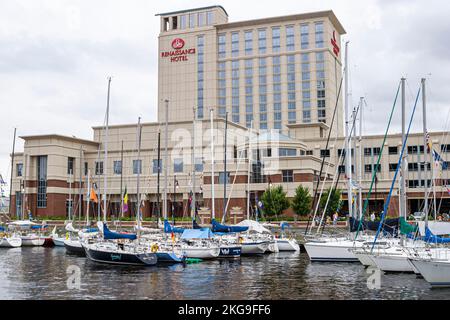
[354,252,376,267]
[21,236,45,246]
[183,247,220,259]
[0,236,22,248]
[304,240,361,262]
[371,253,414,273]
[409,259,450,287]
[276,238,300,251]
[266,241,279,253]
[52,237,66,247]
[241,241,270,255]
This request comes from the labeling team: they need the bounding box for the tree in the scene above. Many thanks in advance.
[260,185,290,217]
[291,185,312,216]
[319,188,342,217]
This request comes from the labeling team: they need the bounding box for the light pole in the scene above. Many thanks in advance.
[172,176,179,223]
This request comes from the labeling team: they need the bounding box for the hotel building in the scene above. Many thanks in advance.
[8,6,450,221]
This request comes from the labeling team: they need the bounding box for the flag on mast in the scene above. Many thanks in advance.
[122,187,128,213]
[90,182,98,203]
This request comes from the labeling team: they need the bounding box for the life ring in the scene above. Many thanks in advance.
[151,243,159,253]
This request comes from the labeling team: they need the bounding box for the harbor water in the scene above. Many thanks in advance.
[0,246,449,300]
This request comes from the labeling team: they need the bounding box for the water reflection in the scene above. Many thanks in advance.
[0,247,448,300]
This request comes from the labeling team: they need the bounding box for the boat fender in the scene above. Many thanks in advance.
[151,243,159,253]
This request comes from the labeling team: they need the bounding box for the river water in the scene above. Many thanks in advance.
[0,246,449,300]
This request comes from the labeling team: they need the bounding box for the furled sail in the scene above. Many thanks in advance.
[211,219,249,233]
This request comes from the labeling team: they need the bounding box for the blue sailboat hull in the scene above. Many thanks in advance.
[156,252,186,263]
[218,246,241,259]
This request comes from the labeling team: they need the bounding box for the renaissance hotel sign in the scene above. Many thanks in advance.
[161,38,196,62]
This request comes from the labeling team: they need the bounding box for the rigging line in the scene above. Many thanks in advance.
[371,86,421,252]
[304,73,344,235]
[354,81,402,239]
[309,99,356,235]
[223,150,246,219]
[436,107,450,214]
[318,102,360,234]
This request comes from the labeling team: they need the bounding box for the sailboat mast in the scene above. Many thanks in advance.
[69,169,72,221]
[163,99,169,220]
[223,112,228,222]
[344,41,353,220]
[210,108,215,220]
[192,107,196,219]
[358,97,363,220]
[120,141,124,218]
[421,78,430,226]
[136,117,142,233]
[400,78,407,220]
[86,170,90,226]
[79,147,83,222]
[103,76,111,222]
[246,121,253,220]
[9,128,16,217]
[156,130,161,221]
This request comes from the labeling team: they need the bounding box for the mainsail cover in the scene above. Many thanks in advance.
[103,223,137,240]
[399,217,418,235]
[211,219,249,233]
[424,227,450,243]
[164,219,185,234]
[349,217,399,236]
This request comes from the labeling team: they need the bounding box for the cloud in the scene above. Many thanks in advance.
[0,0,449,191]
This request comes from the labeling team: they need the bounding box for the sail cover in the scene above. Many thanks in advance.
[103,223,137,240]
[236,219,271,233]
[164,219,185,234]
[349,217,399,236]
[424,227,450,243]
[399,217,418,235]
[211,219,249,233]
[418,221,450,237]
[180,228,213,240]
[192,219,202,229]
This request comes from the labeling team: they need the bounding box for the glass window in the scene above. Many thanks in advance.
[206,11,213,25]
[37,156,47,208]
[174,158,183,173]
[66,157,74,175]
[195,158,204,172]
[153,159,162,174]
[315,22,324,48]
[16,163,23,177]
[113,161,122,175]
[279,148,296,157]
[282,170,294,183]
[95,161,103,175]
[180,15,187,29]
[219,172,231,184]
[272,27,280,52]
[388,146,398,155]
[300,24,309,49]
[189,13,196,28]
[133,160,142,174]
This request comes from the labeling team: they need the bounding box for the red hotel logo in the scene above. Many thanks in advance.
[161,38,196,62]
[172,38,185,49]
[331,31,340,57]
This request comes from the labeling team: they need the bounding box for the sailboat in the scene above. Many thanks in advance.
[304,42,369,262]
[0,162,22,247]
[84,114,158,266]
[275,222,300,252]
[368,79,432,273]
[208,110,243,258]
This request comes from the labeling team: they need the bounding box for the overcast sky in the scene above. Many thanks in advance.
[1,0,449,189]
